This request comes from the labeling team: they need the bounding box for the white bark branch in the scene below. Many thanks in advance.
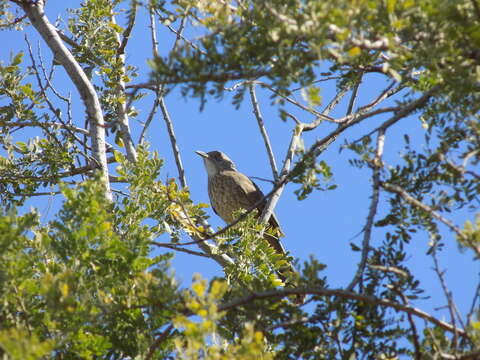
[111,12,137,162]
[21,0,111,200]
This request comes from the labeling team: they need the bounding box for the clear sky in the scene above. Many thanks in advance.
[1,1,477,329]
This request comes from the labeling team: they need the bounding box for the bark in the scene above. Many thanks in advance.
[21,0,112,200]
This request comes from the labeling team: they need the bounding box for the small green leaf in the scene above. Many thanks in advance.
[348,46,361,57]
[12,52,24,66]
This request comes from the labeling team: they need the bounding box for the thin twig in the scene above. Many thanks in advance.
[431,240,460,349]
[467,281,480,324]
[249,83,278,180]
[258,121,303,225]
[1,164,100,182]
[290,75,338,92]
[224,80,250,91]
[391,287,422,360]
[138,5,162,146]
[9,191,62,197]
[299,86,349,134]
[321,87,349,117]
[249,176,274,184]
[346,74,362,116]
[381,182,479,257]
[151,242,210,258]
[164,24,206,55]
[117,1,137,55]
[138,95,160,144]
[25,36,75,149]
[145,324,174,360]
[439,151,480,181]
[346,129,384,292]
[171,15,189,53]
[159,98,187,188]
[37,48,70,103]
[149,3,159,58]
[255,81,337,122]
[338,87,437,149]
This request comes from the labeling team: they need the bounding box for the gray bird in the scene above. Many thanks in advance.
[196,150,304,304]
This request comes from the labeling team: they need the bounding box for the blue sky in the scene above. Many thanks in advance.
[1,1,478,331]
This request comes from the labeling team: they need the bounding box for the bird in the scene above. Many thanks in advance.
[196,150,304,304]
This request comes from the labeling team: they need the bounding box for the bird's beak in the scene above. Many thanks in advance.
[195,150,208,158]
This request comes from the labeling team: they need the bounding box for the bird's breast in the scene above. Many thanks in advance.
[207,171,262,224]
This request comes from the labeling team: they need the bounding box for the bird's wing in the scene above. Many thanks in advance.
[211,171,287,254]
[248,176,287,255]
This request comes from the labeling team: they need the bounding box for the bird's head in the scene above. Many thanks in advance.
[196,150,237,176]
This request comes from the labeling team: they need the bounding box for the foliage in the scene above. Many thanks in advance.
[0,178,180,358]
[173,276,274,359]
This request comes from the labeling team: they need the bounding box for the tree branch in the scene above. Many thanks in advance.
[346,129,384,292]
[145,324,174,360]
[20,0,111,200]
[159,98,187,188]
[151,241,211,258]
[431,240,462,349]
[249,83,278,180]
[219,287,466,337]
[346,73,362,116]
[381,182,479,257]
[256,80,337,123]
[258,120,302,225]
[111,10,137,162]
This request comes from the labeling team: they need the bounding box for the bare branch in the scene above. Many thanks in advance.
[139,95,160,145]
[346,74,362,116]
[256,81,337,123]
[431,241,462,349]
[159,98,187,188]
[111,11,137,162]
[163,19,207,55]
[391,287,422,360]
[258,121,303,225]
[151,241,211,258]
[290,75,339,92]
[1,164,99,182]
[117,1,137,55]
[138,5,163,146]
[149,5,159,58]
[467,281,480,324]
[346,129,384,292]
[249,83,278,180]
[8,191,62,197]
[321,87,349,118]
[146,7,232,266]
[145,324,174,360]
